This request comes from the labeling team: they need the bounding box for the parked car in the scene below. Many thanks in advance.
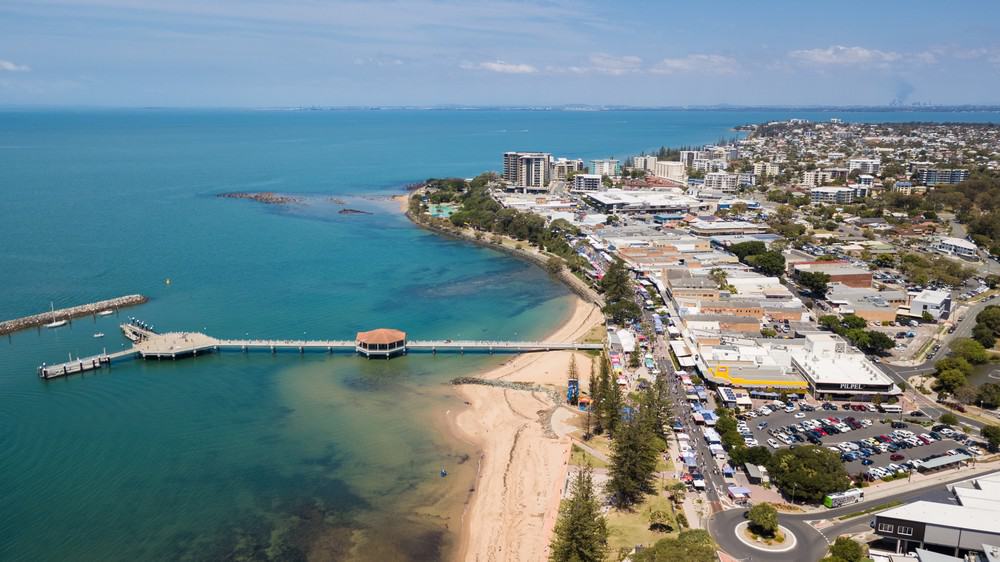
[890,453,904,461]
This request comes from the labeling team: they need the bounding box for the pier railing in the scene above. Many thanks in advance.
[37,326,605,379]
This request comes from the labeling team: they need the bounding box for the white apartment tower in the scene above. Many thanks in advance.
[590,159,620,177]
[654,161,687,181]
[633,155,658,171]
[848,158,881,175]
[703,172,740,193]
[503,151,552,187]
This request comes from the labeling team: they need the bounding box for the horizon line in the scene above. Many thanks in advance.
[2,103,1000,112]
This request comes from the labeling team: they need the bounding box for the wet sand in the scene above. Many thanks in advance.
[450,299,603,561]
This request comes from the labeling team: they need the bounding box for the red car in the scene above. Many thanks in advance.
[890,453,904,461]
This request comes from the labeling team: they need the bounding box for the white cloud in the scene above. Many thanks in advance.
[461,60,537,74]
[0,59,30,72]
[587,53,642,75]
[650,54,737,75]
[788,45,900,66]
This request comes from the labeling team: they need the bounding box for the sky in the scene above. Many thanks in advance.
[1,0,1000,107]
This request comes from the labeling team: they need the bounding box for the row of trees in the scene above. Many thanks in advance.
[932,337,991,397]
[727,240,786,277]
[551,356,675,561]
[419,174,590,272]
[818,314,895,355]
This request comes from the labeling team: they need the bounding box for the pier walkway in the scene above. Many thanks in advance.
[38,323,604,379]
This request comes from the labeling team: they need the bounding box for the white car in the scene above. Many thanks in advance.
[745,438,759,447]
[784,406,795,413]
[793,412,806,419]
[759,407,773,415]
[768,438,780,449]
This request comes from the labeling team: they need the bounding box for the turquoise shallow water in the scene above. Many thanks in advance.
[0,109,997,561]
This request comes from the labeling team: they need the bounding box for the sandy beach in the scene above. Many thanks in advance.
[393,193,410,213]
[450,298,603,561]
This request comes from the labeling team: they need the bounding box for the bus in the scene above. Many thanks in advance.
[824,488,864,508]
[879,404,902,414]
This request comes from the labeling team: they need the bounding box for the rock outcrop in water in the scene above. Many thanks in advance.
[218,192,302,205]
[337,208,372,215]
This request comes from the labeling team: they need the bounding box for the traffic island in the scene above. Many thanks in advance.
[734,521,798,553]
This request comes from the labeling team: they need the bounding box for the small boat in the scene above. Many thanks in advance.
[43,302,67,329]
[97,310,114,317]
[93,332,105,338]
[439,468,448,478]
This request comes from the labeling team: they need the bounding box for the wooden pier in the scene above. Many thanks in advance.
[37,323,605,380]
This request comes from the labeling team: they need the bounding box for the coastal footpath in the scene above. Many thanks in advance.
[0,294,148,336]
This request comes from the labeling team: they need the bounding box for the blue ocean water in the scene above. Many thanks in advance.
[0,108,996,561]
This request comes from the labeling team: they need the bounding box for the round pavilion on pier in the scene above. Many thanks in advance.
[355,328,407,358]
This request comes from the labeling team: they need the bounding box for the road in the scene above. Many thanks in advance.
[876,296,998,429]
[641,291,728,514]
[710,468,996,561]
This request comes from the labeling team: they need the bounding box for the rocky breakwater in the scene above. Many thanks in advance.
[451,376,563,438]
[217,192,302,205]
[0,294,148,336]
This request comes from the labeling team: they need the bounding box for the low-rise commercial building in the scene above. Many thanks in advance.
[793,261,873,288]
[872,472,1000,557]
[584,189,702,215]
[790,333,898,399]
[933,236,978,259]
[826,285,908,323]
[909,289,951,320]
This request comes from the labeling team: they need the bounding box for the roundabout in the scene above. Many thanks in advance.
[733,521,798,553]
[709,508,829,562]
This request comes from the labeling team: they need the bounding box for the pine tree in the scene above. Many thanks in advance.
[604,364,623,438]
[549,466,609,562]
[586,359,599,438]
[606,416,658,509]
[594,354,611,435]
